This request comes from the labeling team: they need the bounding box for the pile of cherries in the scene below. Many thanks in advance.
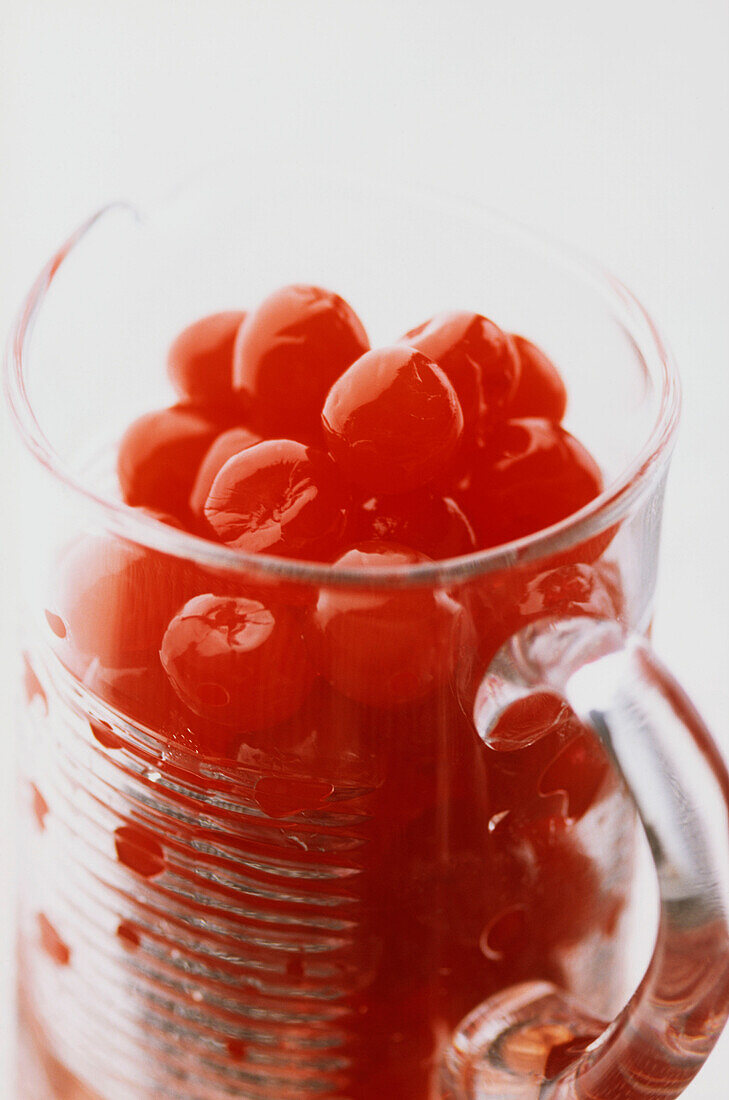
[49,284,607,755]
[119,284,599,558]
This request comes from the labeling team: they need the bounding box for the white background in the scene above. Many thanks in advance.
[1,1,728,1095]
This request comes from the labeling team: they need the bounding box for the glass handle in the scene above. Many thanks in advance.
[442,617,729,1100]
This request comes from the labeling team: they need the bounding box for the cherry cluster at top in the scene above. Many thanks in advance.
[117,284,601,564]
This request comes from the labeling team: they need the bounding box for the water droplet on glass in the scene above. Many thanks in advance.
[226,1038,247,1061]
[116,920,141,950]
[38,913,70,966]
[23,654,47,713]
[44,610,67,638]
[254,775,334,817]
[90,718,124,750]
[31,784,49,831]
[114,824,165,878]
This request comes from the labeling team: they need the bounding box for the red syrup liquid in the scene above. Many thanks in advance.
[19,293,634,1098]
[21,555,632,1100]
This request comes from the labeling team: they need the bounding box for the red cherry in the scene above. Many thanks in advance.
[322,346,463,494]
[459,419,603,548]
[507,335,567,422]
[88,656,250,760]
[167,311,246,408]
[89,717,124,750]
[160,593,315,732]
[204,439,346,559]
[401,311,520,429]
[479,804,622,989]
[349,491,476,561]
[189,426,260,521]
[313,542,464,707]
[117,405,219,524]
[83,661,192,746]
[233,284,369,439]
[51,536,200,673]
[517,817,610,947]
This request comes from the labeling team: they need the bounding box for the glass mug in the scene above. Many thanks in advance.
[5,164,729,1100]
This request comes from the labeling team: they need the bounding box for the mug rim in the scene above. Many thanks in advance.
[3,176,681,590]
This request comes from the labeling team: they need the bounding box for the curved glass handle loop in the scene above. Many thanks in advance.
[442,618,729,1100]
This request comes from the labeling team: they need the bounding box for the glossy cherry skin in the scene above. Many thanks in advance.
[160,594,315,732]
[167,311,246,408]
[458,418,603,548]
[204,439,346,559]
[313,542,464,707]
[507,335,567,422]
[189,426,260,521]
[117,405,219,525]
[401,311,520,431]
[233,284,369,439]
[349,490,476,561]
[322,346,464,494]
